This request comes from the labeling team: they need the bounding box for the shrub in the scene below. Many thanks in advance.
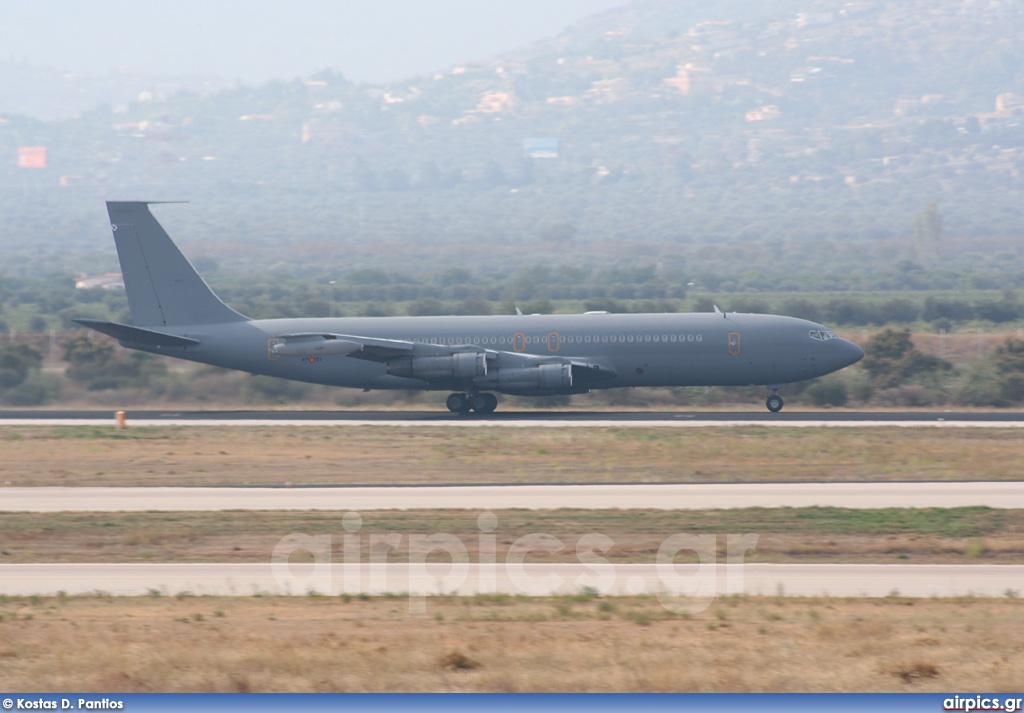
[245,375,311,404]
[803,377,849,407]
[875,385,936,408]
[0,343,43,387]
[891,661,939,683]
[439,651,481,671]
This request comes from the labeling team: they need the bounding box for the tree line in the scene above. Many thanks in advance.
[2,328,1023,409]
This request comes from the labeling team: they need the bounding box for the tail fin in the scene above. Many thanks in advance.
[106,201,247,326]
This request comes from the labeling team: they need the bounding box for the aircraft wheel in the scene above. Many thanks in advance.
[470,392,497,414]
[446,393,471,413]
[766,394,784,413]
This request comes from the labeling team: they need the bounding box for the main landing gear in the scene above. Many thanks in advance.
[446,392,497,414]
[766,393,784,413]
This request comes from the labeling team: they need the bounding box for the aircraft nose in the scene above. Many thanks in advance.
[836,339,865,368]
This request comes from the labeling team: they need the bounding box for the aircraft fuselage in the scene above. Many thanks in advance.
[127,312,864,394]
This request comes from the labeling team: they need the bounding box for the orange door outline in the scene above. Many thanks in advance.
[268,338,281,360]
[728,332,741,355]
[513,332,526,352]
[547,332,560,352]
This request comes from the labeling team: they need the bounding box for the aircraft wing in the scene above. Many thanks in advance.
[272,333,417,360]
[271,333,488,361]
[272,333,619,378]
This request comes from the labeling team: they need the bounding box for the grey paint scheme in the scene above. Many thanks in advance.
[77,202,865,405]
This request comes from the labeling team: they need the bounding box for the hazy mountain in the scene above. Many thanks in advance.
[1,0,1022,279]
[0,60,232,121]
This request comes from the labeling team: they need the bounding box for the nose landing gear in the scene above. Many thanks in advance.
[766,393,784,413]
[446,392,498,414]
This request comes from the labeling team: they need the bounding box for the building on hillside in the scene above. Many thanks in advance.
[74,273,124,290]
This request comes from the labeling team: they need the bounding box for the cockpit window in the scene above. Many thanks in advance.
[809,329,838,341]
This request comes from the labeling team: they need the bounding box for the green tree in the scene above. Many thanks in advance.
[0,343,43,388]
[991,338,1024,404]
[803,376,849,407]
[861,328,951,389]
[912,200,942,264]
[358,302,394,317]
[0,343,55,405]
[62,332,117,383]
[406,297,447,316]
[453,297,491,315]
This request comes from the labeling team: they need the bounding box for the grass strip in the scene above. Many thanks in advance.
[1,507,1020,564]
[1,425,1022,486]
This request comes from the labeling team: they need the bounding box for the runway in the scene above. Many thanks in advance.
[1,562,1020,598]
[5,481,1024,511]
[1,409,1023,428]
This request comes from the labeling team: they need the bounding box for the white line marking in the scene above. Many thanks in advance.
[0,419,1022,428]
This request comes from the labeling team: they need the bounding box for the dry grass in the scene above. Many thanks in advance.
[1,507,1023,564]
[1,594,1022,692]
[0,425,1021,487]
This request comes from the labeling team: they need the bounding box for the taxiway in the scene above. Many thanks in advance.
[1,409,1022,428]
[4,481,1023,511]
[1,562,1020,598]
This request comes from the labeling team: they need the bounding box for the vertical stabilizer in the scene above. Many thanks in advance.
[106,202,246,326]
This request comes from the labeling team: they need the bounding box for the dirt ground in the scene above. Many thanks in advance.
[1,425,1022,487]
[0,594,1022,692]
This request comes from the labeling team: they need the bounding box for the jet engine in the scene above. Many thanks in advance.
[386,352,487,381]
[473,363,572,392]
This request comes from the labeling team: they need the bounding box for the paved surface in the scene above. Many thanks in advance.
[4,481,1024,511]
[2,409,1023,421]
[1,409,1023,428]
[1,562,1020,598]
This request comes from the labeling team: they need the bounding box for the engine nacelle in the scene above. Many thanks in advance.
[387,352,487,381]
[473,363,572,392]
[272,338,361,357]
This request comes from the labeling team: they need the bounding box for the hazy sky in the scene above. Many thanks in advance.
[3,0,626,84]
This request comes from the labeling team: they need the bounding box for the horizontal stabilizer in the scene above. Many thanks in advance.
[73,319,200,348]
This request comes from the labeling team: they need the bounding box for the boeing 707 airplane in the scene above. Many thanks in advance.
[76,202,864,413]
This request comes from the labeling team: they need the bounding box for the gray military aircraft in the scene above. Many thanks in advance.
[76,202,864,413]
